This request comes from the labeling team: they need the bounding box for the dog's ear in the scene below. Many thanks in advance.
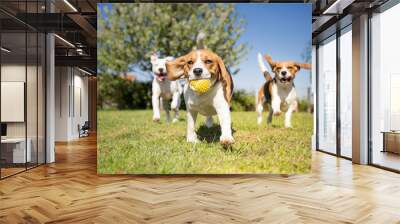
[150,53,158,64]
[166,55,188,81]
[165,56,174,62]
[263,71,273,81]
[264,54,276,69]
[295,62,311,70]
[217,56,233,104]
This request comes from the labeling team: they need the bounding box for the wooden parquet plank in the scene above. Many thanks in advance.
[0,136,400,223]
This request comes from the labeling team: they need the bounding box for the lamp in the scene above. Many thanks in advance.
[54,34,75,48]
[1,47,11,53]
[63,0,78,12]
[78,67,93,76]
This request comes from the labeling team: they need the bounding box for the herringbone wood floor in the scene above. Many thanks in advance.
[1,135,400,224]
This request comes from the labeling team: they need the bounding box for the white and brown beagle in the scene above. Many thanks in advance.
[150,54,182,123]
[166,49,234,145]
[256,53,310,128]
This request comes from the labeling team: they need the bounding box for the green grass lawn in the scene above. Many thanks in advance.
[98,110,312,174]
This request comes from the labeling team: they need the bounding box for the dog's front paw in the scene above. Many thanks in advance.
[172,118,178,123]
[220,135,234,145]
[153,117,160,122]
[257,117,263,125]
[285,124,292,128]
[273,110,282,116]
[171,99,179,110]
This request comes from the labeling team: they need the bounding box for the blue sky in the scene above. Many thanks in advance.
[99,3,312,97]
[233,4,311,97]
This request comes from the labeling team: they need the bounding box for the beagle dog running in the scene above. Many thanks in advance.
[256,53,311,128]
[150,54,182,123]
[166,49,234,145]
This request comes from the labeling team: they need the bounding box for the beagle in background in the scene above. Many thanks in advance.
[166,49,234,145]
[256,53,311,128]
[150,54,182,123]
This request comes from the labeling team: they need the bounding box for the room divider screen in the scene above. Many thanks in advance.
[0,0,46,179]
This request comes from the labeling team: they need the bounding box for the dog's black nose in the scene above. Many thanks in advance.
[193,68,203,76]
[158,68,164,73]
[281,71,287,76]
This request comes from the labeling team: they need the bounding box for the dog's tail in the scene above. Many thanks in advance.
[196,31,207,50]
[257,53,268,73]
[257,53,273,81]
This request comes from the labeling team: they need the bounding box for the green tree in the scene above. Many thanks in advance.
[98,3,248,77]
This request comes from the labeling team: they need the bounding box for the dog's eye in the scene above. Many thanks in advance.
[205,59,213,64]
[187,61,194,65]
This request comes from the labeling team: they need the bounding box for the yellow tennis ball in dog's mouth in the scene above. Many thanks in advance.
[189,79,211,94]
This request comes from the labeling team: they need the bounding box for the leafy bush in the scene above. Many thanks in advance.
[231,90,255,111]
[97,76,314,113]
[98,73,152,110]
[298,99,313,113]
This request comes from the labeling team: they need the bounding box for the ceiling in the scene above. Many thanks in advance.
[0,0,98,74]
[311,0,390,43]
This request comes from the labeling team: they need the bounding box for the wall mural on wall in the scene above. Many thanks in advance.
[97,3,313,174]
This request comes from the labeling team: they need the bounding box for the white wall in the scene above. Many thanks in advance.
[54,67,89,141]
[1,65,26,127]
[1,82,25,122]
[1,65,26,141]
[1,65,25,81]
[1,65,34,138]
[72,73,89,138]
[55,66,70,141]
[1,63,46,164]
